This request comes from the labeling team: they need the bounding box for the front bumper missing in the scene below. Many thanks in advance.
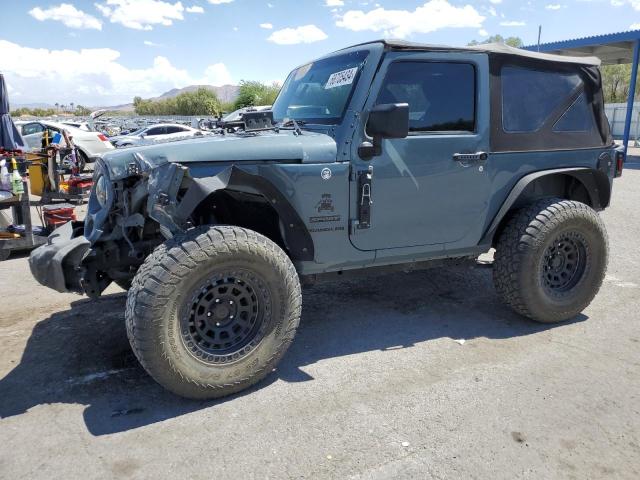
[29,221,90,294]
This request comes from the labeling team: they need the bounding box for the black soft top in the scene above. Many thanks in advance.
[339,39,611,151]
[339,39,601,67]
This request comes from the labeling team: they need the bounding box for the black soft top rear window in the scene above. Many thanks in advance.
[489,54,612,152]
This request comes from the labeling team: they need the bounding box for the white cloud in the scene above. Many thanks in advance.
[500,20,526,26]
[143,40,164,46]
[325,0,344,6]
[545,4,562,9]
[260,22,273,29]
[29,3,102,30]
[0,39,233,105]
[208,0,234,3]
[186,5,204,12]
[478,29,488,36]
[631,22,640,29]
[612,0,640,9]
[336,0,485,38]
[268,24,328,44]
[203,63,233,85]
[489,0,502,3]
[95,0,185,30]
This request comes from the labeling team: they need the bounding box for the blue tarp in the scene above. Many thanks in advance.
[0,73,25,151]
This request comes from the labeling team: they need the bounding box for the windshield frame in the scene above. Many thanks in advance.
[271,49,370,126]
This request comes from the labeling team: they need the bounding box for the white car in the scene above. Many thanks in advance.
[109,123,203,147]
[16,120,114,165]
[60,121,92,131]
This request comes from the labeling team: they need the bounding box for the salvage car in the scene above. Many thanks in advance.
[17,120,114,169]
[30,41,622,399]
[109,123,203,148]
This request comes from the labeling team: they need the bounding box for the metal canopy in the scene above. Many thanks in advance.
[524,30,640,65]
[524,30,640,154]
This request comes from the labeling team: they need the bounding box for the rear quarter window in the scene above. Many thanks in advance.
[501,66,585,133]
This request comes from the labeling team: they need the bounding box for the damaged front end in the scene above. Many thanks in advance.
[30,153,194,297]
[29,128,328,297]
[29,148,315,298]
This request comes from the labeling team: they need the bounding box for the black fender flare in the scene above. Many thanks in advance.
[169,165,315,261]
[480,167,611,246]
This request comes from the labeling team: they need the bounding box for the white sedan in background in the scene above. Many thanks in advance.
[16,120,114,166]
[109,123,203,148]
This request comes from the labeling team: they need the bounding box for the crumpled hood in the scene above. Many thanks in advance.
[101,130,337,180]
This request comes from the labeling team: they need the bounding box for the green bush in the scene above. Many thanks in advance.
[233,81,280,110]
[134,88,222,116]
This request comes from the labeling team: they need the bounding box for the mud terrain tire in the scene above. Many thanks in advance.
[493,198,608,323]
[125,225,301,399]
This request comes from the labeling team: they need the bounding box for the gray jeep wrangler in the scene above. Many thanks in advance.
[30,41,623,399]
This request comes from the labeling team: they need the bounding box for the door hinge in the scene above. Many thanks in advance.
[356,165,373,230]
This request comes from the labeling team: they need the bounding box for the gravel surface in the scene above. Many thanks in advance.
[0,164,639,479]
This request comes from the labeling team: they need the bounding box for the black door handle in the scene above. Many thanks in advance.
[453,152,488,162]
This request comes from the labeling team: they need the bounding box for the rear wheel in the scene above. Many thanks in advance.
[125,225,301,399]
[493,198,608,323]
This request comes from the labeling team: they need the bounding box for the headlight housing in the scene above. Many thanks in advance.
[95,175,108,207]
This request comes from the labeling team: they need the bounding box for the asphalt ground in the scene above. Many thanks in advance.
[0,161,639,479]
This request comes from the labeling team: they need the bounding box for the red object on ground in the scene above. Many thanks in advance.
[43,204,76,230]
[67,175,93,195]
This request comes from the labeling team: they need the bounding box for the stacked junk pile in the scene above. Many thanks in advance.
[0,73,91,261]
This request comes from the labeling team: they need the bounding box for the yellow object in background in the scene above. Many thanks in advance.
[28,163,46,196]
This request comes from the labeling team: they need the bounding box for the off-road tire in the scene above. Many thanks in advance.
[125,225,302,399]
[493,198,608,323]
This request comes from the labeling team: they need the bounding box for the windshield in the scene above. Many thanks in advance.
[272,50,369,125]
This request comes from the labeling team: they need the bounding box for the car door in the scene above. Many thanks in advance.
[20,122,45,150]
[349,51,492,251]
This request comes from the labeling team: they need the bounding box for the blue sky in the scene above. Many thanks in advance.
[2,0,640,106]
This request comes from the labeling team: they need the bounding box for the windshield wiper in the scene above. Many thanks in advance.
[279,119,306,135]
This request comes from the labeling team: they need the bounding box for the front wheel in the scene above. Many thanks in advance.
[493,198,608,323]
[125,226,301,399]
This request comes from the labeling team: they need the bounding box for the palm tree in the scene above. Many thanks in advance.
[70,102,75,112]
[55,102,59,112]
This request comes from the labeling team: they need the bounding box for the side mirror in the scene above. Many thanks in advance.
[359,103,409,159]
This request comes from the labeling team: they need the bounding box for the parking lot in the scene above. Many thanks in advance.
[0,162,638,479]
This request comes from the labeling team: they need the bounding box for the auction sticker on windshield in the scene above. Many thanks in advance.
[325,67,358,90]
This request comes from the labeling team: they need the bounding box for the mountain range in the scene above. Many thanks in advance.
[15,84,241,112]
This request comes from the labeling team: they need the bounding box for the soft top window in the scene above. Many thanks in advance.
[502,66,583,133]
[489,54,611,152]
[377,61,476,133]
[553,93,595,132]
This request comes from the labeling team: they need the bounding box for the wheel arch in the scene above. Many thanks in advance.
[180,166,315,262]
[482,167,610,247]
